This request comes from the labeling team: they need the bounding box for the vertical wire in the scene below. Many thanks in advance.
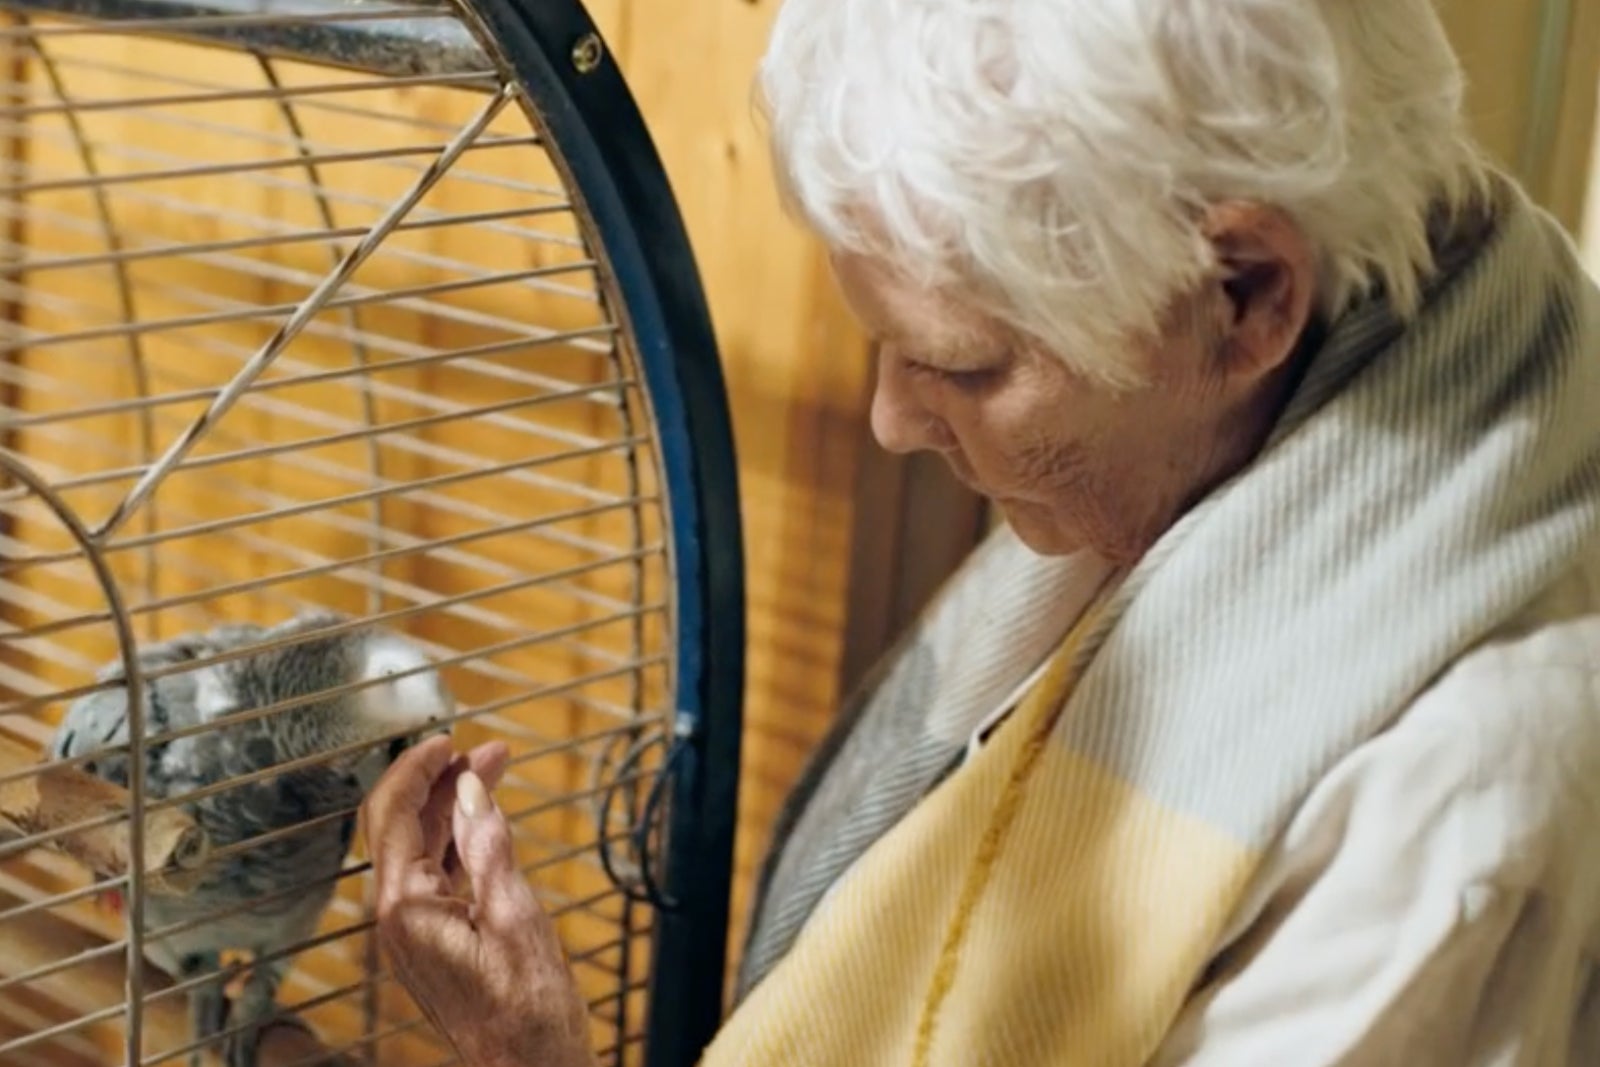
[255,50,390,1061]
[26,33,163,641]
[0,453,149,1065]
[609,310,647,1067]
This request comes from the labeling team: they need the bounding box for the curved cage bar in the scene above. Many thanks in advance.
[0,0,745,1063]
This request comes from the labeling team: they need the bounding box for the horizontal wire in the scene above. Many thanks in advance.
[0,95,569,211]
[0,318,607,463]
[143,843,632,963]
[8,510,656,644]
[0,334,625,440]
[0,256,588,353]
[145,653,661,816]
[0,68,498,119]
[1,366,644,571]
[138,882,638,1066]
[0,6,467,40]
[0,221,592,352]
[1,421,636,572]
[137,841,635,1017]
[140,971,400,1067]
[2,450,650,571]
[517,836,634,891]
[286,1013,430,1067]
[38,51,496,138]
[0,871,124,924]
[15,80,564,204]
[0,202,603,361]
[3,534,656,694]
[277,932,645,1067]
[0,506,649,671]
[0,499,659,675]
[7,172,582,280]
[0,603,667,794]
[0,156,595,308]
[0,117,574,257]
[6,203,565,275]
[1,614,661,785]
[145,859,370,949]
[588,978,649,1013]
[0,885,648,1062]
[502,766,656,828]
[0,995,105,1065]
[31,49,546,174]
[1,131,538,196]
[206,757,657,867]
[0,162,585,299]
[594,1030,648,1060]
[0,937,124,996]
[0,994,121,1057]
[0,787,645,967]
[0,476,659,723]
[0,676,670,867]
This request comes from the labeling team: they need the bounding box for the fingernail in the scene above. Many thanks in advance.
[457,770,489,818]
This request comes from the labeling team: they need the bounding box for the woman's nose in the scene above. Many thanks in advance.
[869,350,955,454]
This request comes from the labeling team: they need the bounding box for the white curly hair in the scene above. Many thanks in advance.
[756,0,1491,387]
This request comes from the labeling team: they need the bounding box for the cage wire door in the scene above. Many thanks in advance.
[0,0,745,1064]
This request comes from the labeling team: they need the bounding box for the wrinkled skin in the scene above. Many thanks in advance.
[364,736,597,1067]
[845,202,1319,562]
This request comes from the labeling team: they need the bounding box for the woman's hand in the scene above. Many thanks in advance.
[363,735,597,1067]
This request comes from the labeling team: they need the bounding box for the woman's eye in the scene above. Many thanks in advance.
[907,360,991,385]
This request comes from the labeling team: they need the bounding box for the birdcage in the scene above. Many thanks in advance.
[0,0,745,1062]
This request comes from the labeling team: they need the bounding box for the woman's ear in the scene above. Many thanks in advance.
[1202,201,1317,381]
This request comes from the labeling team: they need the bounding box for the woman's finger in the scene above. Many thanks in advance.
[365,736,459,896]
[452,770,539,932]
[466,741,510,790]
[416,741,513,866]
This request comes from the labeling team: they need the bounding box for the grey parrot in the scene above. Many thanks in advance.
[49,611,455,1067]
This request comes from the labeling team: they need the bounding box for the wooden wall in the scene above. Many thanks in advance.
[1437,0,1600,233]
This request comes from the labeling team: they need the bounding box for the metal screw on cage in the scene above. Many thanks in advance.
[571,32,603,74]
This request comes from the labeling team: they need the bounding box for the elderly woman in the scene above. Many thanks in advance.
[362,0,1600,1063]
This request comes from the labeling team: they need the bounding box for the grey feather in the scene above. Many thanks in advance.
[51,611,454,1067]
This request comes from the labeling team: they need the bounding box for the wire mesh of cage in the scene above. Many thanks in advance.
[0,0,745,1065]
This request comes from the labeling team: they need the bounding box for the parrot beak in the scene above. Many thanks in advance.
[386,734,411,762]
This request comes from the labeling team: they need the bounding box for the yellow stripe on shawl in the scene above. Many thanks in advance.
[702,602,1260,1066]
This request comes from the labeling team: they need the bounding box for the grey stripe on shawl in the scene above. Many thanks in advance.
[737,535,1113,996]
[736,173,1600,1000]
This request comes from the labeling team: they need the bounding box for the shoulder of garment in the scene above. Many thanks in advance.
[1150,562,1600,1067]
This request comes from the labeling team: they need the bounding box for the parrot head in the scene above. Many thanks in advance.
[200,612,458,785]
[344,626,457,790]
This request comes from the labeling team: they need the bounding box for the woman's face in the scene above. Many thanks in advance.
[831,243,1305,562]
